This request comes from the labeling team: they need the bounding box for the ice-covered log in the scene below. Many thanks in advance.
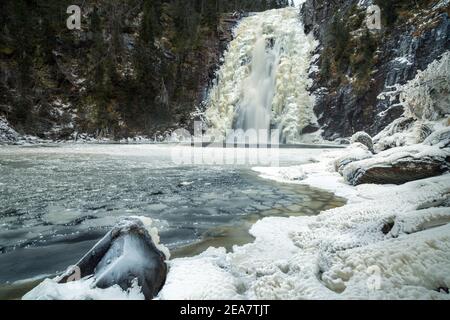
[342,144,450,185]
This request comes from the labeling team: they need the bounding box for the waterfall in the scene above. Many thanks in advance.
[233,33,278,136]
[204,8,319,144]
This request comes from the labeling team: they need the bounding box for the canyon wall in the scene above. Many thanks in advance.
[301,0,450,139]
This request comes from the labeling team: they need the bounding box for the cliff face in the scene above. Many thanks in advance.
[301,0,450,140]
[0,0,286,141]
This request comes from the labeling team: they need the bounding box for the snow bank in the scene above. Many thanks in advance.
[23,277,144,300]
[158,145,450,300]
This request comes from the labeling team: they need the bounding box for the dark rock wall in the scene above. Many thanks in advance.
[0,0,285,140]
[301,0,450,140]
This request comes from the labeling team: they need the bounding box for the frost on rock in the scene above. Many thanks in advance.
[373,117,433,152]
[204,8,319,143]
[342,144,450,185]
[0,116,19,144]
[424,127,450,148]
[374,51,450,152]
[24,217,168,300]
[400,51,450,121]
[351,131,374,152]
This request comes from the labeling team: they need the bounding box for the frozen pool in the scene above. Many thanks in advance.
[0,144,344,298]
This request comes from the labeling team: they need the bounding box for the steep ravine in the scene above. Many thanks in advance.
[0,1,288,142]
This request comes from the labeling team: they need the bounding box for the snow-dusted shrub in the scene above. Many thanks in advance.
[351,131,373,152]
[400,51,450,121]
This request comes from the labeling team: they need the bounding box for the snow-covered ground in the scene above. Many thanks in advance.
[158,145,449,300]
[22,140,450,300]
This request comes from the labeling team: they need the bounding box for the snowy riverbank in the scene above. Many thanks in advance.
[21,137,449,300]
[21,48,450,300]
[158,145,449,300]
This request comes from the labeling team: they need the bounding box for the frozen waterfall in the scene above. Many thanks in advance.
[205,8,319,144]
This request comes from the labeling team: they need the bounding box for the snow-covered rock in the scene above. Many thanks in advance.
[351,131,374,153]
[401,51,450,121]
[0,116,19,144]
[24,217,168,300]
[342,144,450,185]
[424,127,450,148]
[334,142,373,175]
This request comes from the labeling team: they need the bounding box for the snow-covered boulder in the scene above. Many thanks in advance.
[0,116,19,144]
[25,217,168,300]
[401,51,450,121]
[342,144,450,185]
[334,142,373,175]
[351,131,374,153]
[334,137,351,145]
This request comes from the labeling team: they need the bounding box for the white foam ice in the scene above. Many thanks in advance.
[204,8,319,143]
[23,277,144,300]
[159,145,450,300]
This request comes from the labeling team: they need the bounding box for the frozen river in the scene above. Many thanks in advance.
[0,144,344,299]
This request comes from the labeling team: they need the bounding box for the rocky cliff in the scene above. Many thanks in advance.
[0,0,287,142]
[301,0,450,140]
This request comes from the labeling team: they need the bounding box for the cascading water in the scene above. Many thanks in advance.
[205,7,320,143]
[234,33,277,135]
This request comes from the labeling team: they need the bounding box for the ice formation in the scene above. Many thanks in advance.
[400,51,450,121]
[374,52,450,152]
[23,216,168,300]
[159,148,450,300]
[22,277,145,300]
[205,8,319,143]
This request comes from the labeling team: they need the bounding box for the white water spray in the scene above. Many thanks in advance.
[205,8,320,143]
